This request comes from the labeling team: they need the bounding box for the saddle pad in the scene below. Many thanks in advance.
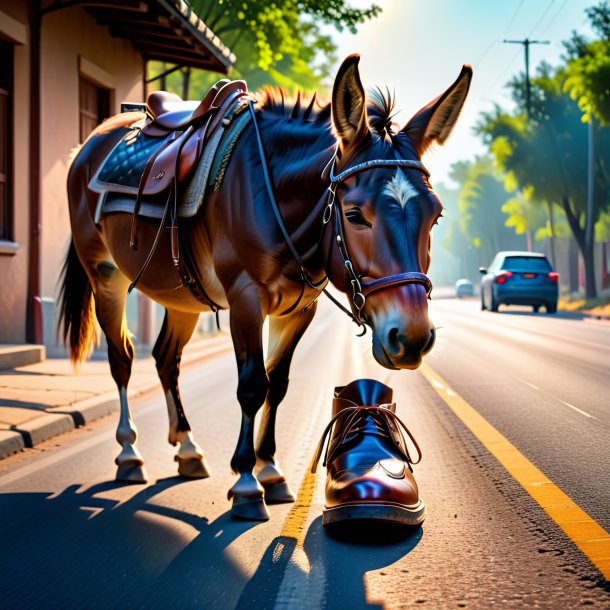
[97,101,254,221]
[208,109,253,193]
[92,129,173,193]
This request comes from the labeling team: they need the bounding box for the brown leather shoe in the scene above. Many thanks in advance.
[312,379,425,526]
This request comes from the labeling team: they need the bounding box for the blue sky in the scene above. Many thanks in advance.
[332,0,598,185]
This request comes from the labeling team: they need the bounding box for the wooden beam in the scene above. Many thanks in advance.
[142,51,220,72]
[132,39,201,55]
[110,24,196,47]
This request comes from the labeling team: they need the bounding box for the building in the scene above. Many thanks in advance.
[0,1,234,358]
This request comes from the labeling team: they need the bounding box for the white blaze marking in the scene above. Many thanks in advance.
[383,171,418,208]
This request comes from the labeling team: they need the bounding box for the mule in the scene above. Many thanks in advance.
[59,55,472,520]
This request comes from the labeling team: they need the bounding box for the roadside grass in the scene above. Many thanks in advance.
[559,291,610,317]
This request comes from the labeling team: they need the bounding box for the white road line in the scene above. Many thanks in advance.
[516,378,597,421]
[518,379,540,391]
[433,305,610,352]
[559,400,596,419]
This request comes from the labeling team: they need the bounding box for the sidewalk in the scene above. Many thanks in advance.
[0,333,233,460]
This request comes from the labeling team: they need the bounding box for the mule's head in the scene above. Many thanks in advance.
[322,55,472,370]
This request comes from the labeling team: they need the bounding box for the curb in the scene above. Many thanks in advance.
[0,335,233,460]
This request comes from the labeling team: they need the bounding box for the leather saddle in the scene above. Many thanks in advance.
[90,79,250,200]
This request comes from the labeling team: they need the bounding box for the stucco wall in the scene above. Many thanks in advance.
[0,3,30,344]
[40,6,143,305]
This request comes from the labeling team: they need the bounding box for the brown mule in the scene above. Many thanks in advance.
[313,379,425,526]
[59,55,472,520]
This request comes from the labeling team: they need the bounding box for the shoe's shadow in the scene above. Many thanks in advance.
[237,516,423,609]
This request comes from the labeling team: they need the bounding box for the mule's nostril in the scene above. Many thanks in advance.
[386,326,406,359]
[422,328,436,355]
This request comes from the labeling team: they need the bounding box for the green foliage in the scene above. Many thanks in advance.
[432,157,527,282]
[563,2,610,125]
[184,0,380,93]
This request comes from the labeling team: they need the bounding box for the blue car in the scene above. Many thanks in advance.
[479,251,558,313]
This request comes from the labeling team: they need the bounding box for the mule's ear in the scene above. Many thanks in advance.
[332,54,370,153]
[402,64,473,156]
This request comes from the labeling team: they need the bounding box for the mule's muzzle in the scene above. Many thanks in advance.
[366,283,436,370]
[372,324,435,370]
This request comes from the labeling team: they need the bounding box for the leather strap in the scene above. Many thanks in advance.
[330,158,430,183]
[247,100,433,331]
[362,272,432,298]
[248,101,327,291]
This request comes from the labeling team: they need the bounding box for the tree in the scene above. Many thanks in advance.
[564,2,610,125]
[435,157,527,282]
[150,0,380,97]
[476,64,610,298]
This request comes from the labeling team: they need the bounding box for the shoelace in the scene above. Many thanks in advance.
[311,403,422,473]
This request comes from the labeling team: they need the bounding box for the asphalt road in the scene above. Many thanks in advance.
[0,297,609,609]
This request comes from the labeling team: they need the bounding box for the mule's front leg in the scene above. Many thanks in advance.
[153,308,209,479]
[256,303,317,503]
[228,283,270,520]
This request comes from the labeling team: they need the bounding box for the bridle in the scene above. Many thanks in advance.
[324,158,433,324]
[248,101,433,333]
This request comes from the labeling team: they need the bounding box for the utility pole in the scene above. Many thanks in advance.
[503,38,549,117]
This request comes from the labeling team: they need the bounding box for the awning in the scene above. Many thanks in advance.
[43,0,236,73]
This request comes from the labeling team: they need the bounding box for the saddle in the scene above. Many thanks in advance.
[90,80,252,238]
[88,79,254,305]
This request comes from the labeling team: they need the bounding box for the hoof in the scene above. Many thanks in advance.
[262,479,295,504]
[116,462,148,484]
[176,456,210,479]
[231,493,270,521]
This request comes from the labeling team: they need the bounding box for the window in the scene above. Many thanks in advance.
[0,38,13,241]
[502,256,552,272]
[79,76,110,143]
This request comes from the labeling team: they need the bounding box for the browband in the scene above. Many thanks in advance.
[329,158,430,184]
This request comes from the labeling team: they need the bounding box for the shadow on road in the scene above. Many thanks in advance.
[1,479,423,608]
[237,516,422,609]
[0,478,261,608]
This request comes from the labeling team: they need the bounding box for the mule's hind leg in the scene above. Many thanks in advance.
[255,303,318,504]
[94,268,147,483]
[153,308,209,479]
[227,282,270,520]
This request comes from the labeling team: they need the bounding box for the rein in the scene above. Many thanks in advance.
[248,101,433,332]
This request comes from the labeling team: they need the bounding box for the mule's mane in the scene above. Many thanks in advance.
[259,86,398,137]
[259,89,331,123]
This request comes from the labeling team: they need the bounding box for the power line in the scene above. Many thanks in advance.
[486,47,523,94]
[474,39,499,68]
[528,0,557,38]
[504,0,525,37]
[538,0,570,38]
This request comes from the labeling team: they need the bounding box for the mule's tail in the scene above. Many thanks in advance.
[58,239,96,364]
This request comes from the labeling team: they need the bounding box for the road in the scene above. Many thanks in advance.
[0,297,609,609]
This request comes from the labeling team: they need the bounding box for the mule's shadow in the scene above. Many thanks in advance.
[2,479,422,608]
[0,478,259,609]
[238,517,422,609]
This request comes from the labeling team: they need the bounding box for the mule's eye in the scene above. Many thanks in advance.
[345,207,371,228]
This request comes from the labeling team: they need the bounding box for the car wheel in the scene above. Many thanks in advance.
[481,295,486,310]
[490,291,499,312]
[533,305,540,313]
[547,302,557,314]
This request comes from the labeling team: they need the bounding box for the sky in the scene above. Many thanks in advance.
[331,0,598,186]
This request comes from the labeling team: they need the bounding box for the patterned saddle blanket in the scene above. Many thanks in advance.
[89,80,253,220]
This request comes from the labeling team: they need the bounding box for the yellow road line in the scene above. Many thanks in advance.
[420,364,610,579]
[279,455,318,544]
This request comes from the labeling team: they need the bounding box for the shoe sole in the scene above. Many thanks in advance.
[322,500,426,527]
